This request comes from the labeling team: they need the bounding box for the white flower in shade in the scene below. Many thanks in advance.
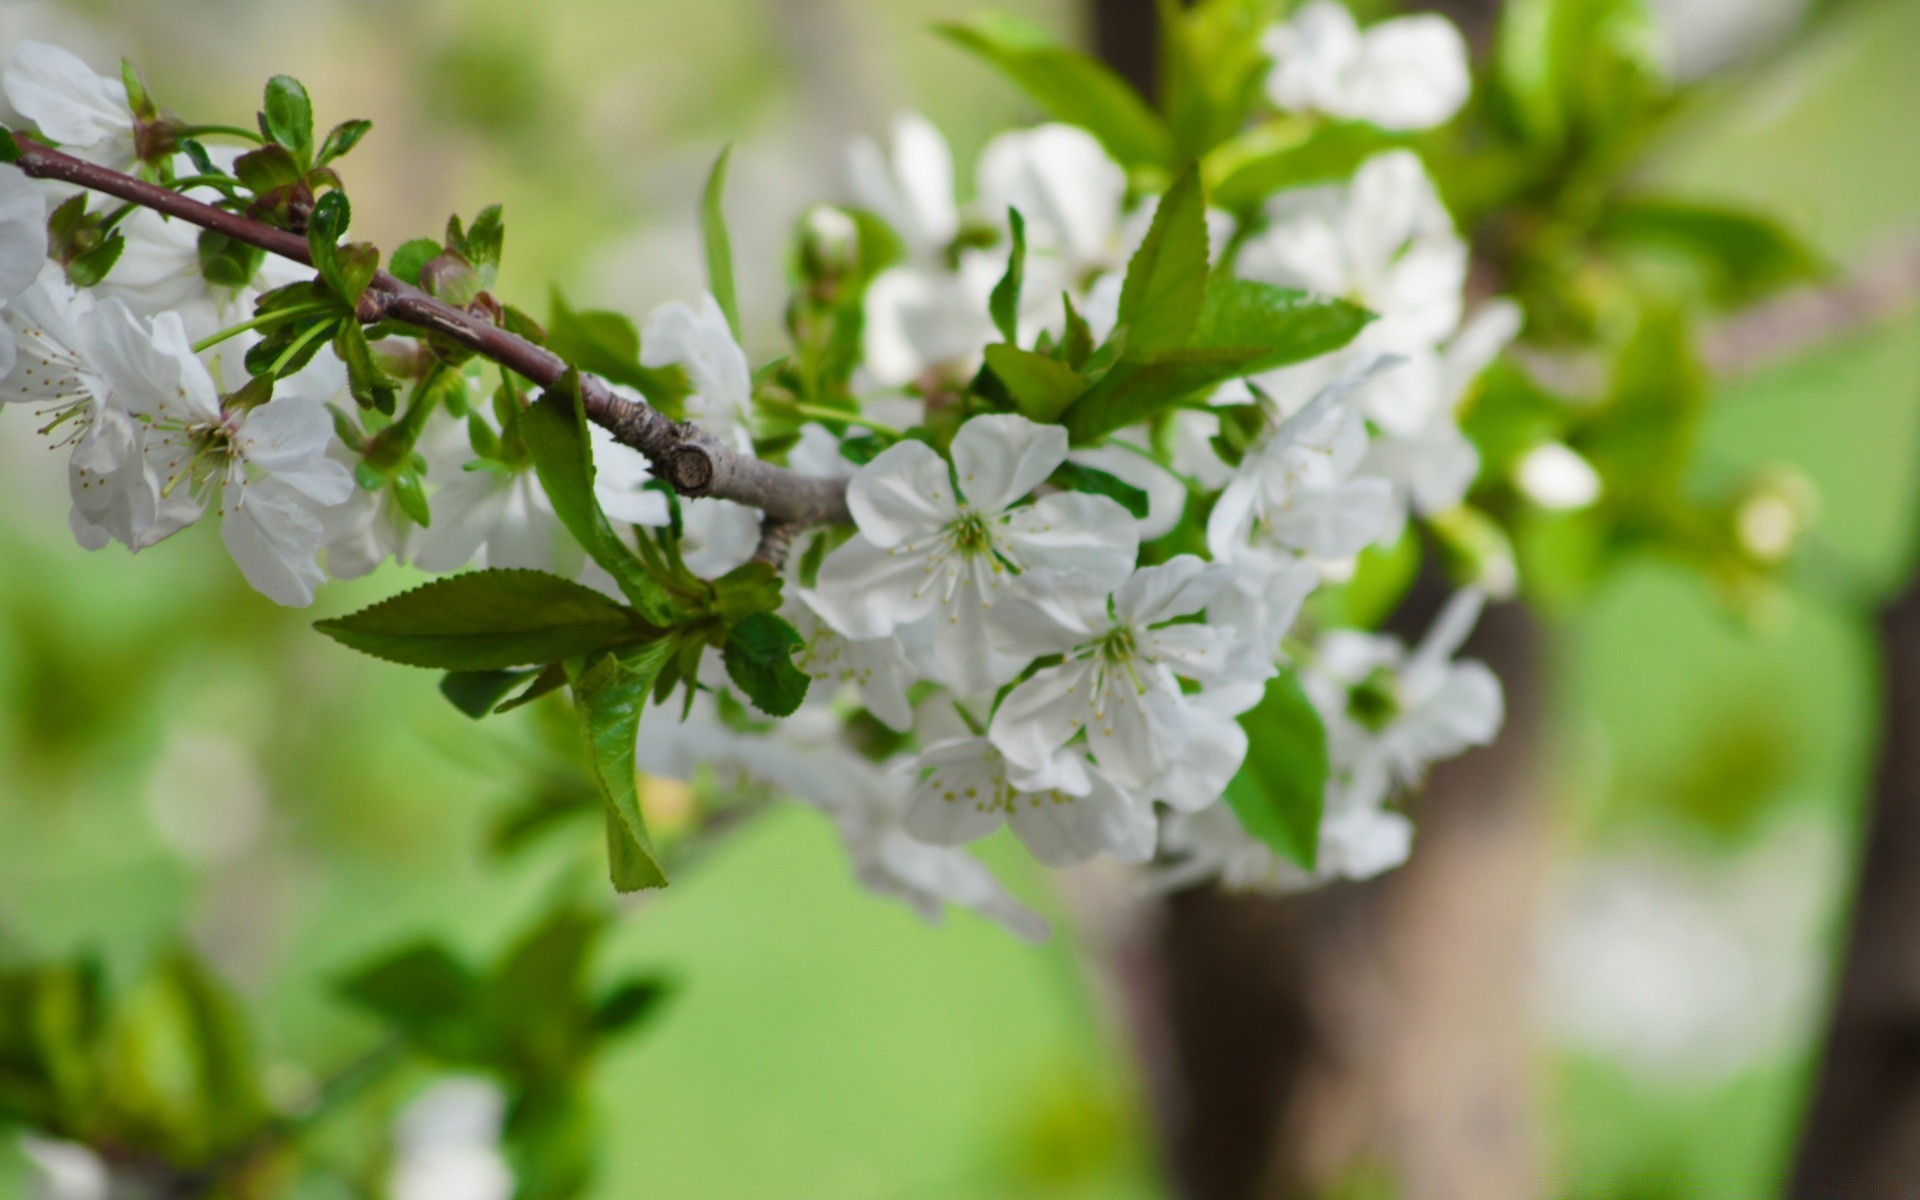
[787,592,916,731]
[1207,360,1398,563]
[413,465,579,577]
[1362,300,1522,532]
[822,751,1050,941]
[18,1133,110,1200]
[0,272,171,549]
[639,294,754,450]
[1156,794,1413,893]
[0,167,49,341]
[389,1078,514,1200]
[87,300,352,604]
[848,113,960,263]
[96,206,307,339]
[988,556,1240,792]
[904,735,1154,867]
[808,413,1138,693]
[861,254,1001,388]
[1142,680,1267,814]
[1237,151,1467,348]
[1263,1,1471,131]
[1067,437,1191,541]
[3,42,138,170]
[1302,588,1503,810]
[1206,546,1320,667]
[976,123,1130,291]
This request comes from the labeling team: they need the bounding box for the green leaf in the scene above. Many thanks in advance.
[572,640,679,891]
[307,190,377,306]
[937,13,1173,169]
[592,978,672,1037]
[701,145,742,341]
[316,118,372,165]
[260,75,314,161]
[0,129,21,166]
[520,376,681,625]
[336,943,482,1060]
[64,234,123,288]
[197,230,265,289]
[440,668,542,719]
[1597,198,1825,306]
[389,238,441,287]
[1048,460,1149,518]
[315,569,640,670]
[1114,164,1208,355]
[1161,0,1278,161]
[984,343,1088,424]
[989,207,1027,343]
[1188,277,1373,374]
[722,612,811,718]
[1059,281,1370,443]
[232,143,303,195]
[1225,669,1329,870]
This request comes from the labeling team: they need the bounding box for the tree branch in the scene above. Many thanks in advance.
[6,136,851,529]
[1702,233,1920,375]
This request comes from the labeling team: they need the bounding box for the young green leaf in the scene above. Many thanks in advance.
[937,13,1173,170]
[983,343,1088,424]
[989,207,1027,343]
[722,612,811,717]
[520,376,681,625]
[260,75,314,161]
[1597,198,1826,306]
[335,323,398,413]
[572,640,679,891]
[1115,164,1209,355]
[315,569,640,670]
[701,145,742,341]
[316,118,373,165]
[1224,669,1330,870]
[389,238,442,287]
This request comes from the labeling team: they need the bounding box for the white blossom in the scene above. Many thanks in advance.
[1207,359,1399,563]
[1236,151,1467,349]
[1263,1,1471,131]
[1302,588,1504,810]
[787,591,916,731]
[639,294,754,449]
[389,1078,515,1200]
[988,556,1240,792]
[3,42,138,171]
[904,735,1154,867]
[87,301,352,604]
[413,464,578,576]
[1516,441,1602,510]
[808,413,1138,693]
[848,113,959,263]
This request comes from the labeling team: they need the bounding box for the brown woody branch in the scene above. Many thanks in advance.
[7,136,851,533]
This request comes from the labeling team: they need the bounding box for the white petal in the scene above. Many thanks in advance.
[1115,554,1231,626]
[809,534,942,639]
[1000,491,1139,588]
[0,168,48,306]
[1349,15,1471,131]
[412,471,511,572]
[903,738,1008,846]
[951,413,1066,513]
[4,43,133,161]
[846,437,958,547]
[221,480,327,606]
[990,658,1097,776]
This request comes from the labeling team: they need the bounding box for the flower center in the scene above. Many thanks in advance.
[1346,666,1401,732]
[945,507,996,558]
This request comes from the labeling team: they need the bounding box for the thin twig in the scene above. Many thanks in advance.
[7,136,851,528]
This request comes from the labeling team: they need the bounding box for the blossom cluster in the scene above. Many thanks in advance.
[0,9,1511,939]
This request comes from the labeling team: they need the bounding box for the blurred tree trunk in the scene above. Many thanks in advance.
[1126,595,1551,1200]
[1080,4,1551,1198]
[1791,568,1920,1190]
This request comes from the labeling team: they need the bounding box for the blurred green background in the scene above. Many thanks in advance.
[0,0,1917,1195]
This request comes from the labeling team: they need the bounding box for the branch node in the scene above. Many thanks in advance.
[667,445,715,495]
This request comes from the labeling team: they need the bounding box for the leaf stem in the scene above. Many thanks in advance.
[192,304,335,353]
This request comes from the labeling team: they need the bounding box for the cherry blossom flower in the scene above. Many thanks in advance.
[904,735,1154,867]
[1236,151,1467,349]
[848,113,960,264]
[786,592,917,731]
[1302,588,1504,811]
[808,413,1138,692]
[87,300,353,604]
[1263,1,1471,131]
[988,555,1240,792]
